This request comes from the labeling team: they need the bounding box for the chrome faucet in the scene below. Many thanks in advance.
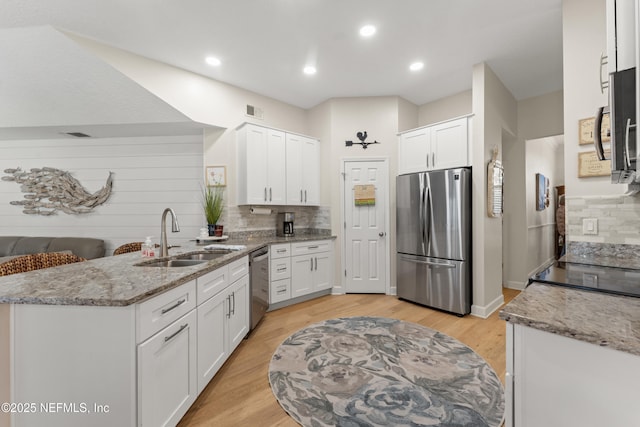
[160,208,180,257]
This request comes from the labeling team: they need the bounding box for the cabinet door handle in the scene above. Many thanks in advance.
[164,323,188,343]
[226,295,231,318]
[161,298,186,315]
[432,152,435,167]
[310,258,313,271]
[599,52,609,93]
[314,257,317,271]
[264,187,267,202]
[231,291,236,315]
[308,245,319,249]
[625,118,637,168]
[277,249,286,253]
[426,154,429,168]
[304,190,307,203]
[269,187,272,202]
[300,189,303,202]
[277,267,287,272]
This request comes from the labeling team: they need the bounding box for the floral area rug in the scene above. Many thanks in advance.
[269,316,504,427]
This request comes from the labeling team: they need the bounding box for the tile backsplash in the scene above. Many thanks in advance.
[220,205,331,235]
[565,195,640,245]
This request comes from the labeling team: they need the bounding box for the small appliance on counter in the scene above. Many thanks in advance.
[276,212,295,237]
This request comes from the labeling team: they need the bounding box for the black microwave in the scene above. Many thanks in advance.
[595,67,637,183]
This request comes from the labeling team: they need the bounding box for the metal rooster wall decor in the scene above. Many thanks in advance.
[345,131,380,149]
[2,167,113,215]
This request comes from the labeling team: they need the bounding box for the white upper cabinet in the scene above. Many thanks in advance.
[237,123,286,205]
[237,123,320,206]
[286,133,320,205]
[606,0,637,73]
[398,117,470,174]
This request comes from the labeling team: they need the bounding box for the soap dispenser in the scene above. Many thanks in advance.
[142,236,155,257]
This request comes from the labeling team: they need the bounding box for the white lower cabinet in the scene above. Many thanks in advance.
[196,257,249,394]
[290,241,333,298]
[506,323,640,427]
[138,309,198,427]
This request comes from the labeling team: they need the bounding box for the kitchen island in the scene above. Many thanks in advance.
[500,281,640,427]
[0,234,334,427]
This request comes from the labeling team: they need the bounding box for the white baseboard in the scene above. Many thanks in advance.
[471,293,505,319]
[505,280,527,291]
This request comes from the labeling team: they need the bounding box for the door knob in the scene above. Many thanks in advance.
[379,232,386,237]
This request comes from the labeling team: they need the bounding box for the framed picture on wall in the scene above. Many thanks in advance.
[205,166,226,187]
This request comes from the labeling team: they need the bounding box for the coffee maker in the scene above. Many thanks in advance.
[276,212,294,237]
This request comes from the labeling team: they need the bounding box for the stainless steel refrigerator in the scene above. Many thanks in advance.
[396,167,471,315]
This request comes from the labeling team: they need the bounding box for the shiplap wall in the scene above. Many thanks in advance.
[0,135,204,256]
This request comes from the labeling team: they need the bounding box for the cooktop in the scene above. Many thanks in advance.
[530,261,640,298]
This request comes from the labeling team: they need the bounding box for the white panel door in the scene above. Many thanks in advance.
[245,125,270,204]
[301,137,320,205]
[344,160,387,293]
[285,133,304,205]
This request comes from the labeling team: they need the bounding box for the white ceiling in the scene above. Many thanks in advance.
[1,0,564,109]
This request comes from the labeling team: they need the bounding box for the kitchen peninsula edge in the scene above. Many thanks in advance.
[499,283,640,426]
[0,233,336,306]
[0,233,335,427]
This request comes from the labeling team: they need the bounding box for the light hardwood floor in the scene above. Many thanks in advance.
[178,289,520,426]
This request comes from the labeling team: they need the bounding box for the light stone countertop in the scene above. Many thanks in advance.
[0,235,335,307]
[499,282,640,357]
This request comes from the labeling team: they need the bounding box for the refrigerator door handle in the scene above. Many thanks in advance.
[419,174,427,253]
[399,255,456,268]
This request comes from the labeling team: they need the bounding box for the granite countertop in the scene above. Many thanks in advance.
[500,282,640,357]
[560,253,640,270]
[0,234,335,307]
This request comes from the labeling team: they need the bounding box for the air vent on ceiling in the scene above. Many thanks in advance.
[245,104,264,120]
[64,132,92,138]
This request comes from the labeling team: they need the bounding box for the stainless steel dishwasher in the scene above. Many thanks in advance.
[249,246,269,330]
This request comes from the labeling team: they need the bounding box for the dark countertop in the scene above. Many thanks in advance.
[0,234,336,307]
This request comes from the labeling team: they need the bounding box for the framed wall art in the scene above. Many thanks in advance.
[205,165,226,187]
[579,115,610,145]
[578,151,611,178]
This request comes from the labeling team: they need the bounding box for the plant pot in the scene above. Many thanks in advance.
[208,224,216,236]
[214,224,224,237]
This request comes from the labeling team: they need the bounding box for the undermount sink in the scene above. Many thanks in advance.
[177,250,232,261]
[135,250,233,267]
[138,259,206,268]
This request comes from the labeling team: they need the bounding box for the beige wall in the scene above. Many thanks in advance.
[71,34,310,212]
[562,0,640,247]
[471,63,517,317]
[503,91,564,288]
[418,90,473,126]
[311,96,402,293]
[563,0,616,197]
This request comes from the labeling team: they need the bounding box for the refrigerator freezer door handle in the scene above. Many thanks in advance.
[398,255,455,268]
[419,174,427,253]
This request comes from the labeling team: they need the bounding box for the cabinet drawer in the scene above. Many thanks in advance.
[270,243,291,259]
[270,257,291,281]
[196,265,229,305]
[228,256,249,283]
[270,278,291,304]
[291,240,330,256]
[137,281,196,343]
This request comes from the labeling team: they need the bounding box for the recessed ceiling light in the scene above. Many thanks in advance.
[205,56,221,66]
[359,25,376,37]
[409,62,424,71]
[303,65,317,75]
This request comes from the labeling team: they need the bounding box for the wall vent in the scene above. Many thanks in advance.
[245,104,264,119]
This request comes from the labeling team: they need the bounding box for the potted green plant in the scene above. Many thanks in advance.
[203,186,224,236]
